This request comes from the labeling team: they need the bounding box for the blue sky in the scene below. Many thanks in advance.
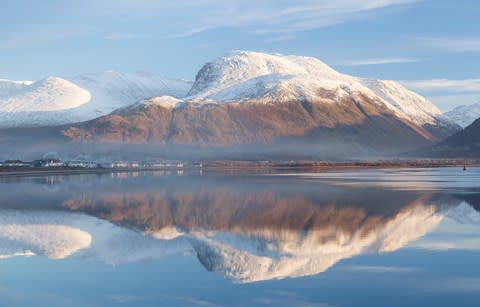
[1,0,479,111]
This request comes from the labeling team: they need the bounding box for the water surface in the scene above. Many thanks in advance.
[0,168,479,306]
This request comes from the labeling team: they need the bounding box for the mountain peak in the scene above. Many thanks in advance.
[188,50,343,98]
[183,51,455,132]
[445,101,480,128]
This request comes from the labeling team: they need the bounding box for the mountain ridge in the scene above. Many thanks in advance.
[0,51,462,158]
[57,51,459,158]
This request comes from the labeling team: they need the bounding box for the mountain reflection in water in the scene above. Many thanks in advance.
[0,171,478,283]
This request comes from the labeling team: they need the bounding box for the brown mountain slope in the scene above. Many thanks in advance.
[59,89,442,157]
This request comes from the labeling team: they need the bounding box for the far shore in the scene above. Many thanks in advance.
[0,159,478,177]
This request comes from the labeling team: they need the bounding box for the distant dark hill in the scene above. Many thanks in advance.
[426,118,480,157]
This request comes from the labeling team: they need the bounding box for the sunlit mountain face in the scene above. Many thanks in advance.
[0,171,478,283]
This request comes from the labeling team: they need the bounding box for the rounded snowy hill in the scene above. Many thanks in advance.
[0,77,91,112]
[0,71,192,128]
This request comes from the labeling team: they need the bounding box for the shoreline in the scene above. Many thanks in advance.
[0,159,478,177]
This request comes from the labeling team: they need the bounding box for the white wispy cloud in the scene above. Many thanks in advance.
[106,294,149,303]
[104,32,136,41]
[266,35,297,43]
[339,57,423,66]
[1,0,422,48]
[400,78,480,93]
[398,78,480,110]
[90,0,423,38]
[344,265,423,273]
[426,94,480,112]
[416,36,480,53]
[0,26,86,50]
[172,26,213,38]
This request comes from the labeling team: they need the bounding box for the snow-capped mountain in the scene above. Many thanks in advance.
[445,101,480,128]
[186,51,452,129]
[0,77,91,113]
[0,71,192,128]
[58,51,459,157]
[0,51,462,158]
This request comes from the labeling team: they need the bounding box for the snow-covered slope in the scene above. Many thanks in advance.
[68,71,190,114]
[0,71,192,128]
[359,78,452,127]
[184,51,454,129]
[445,102,480,128]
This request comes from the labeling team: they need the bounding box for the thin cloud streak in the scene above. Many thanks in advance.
[110,0,422,37]
[0,0,422,47]
[104,32,137,41]
[266,35,297,43]
[0,27,86,50]
[399,78,480,110]
[339,57,423,66]
[426,94,480,112]
[400,78,480,93]
[416,36,480,53]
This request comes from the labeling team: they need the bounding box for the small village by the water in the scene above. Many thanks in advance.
[0,156,201,170]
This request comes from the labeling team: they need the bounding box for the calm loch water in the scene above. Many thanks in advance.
[0,168,479,306]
